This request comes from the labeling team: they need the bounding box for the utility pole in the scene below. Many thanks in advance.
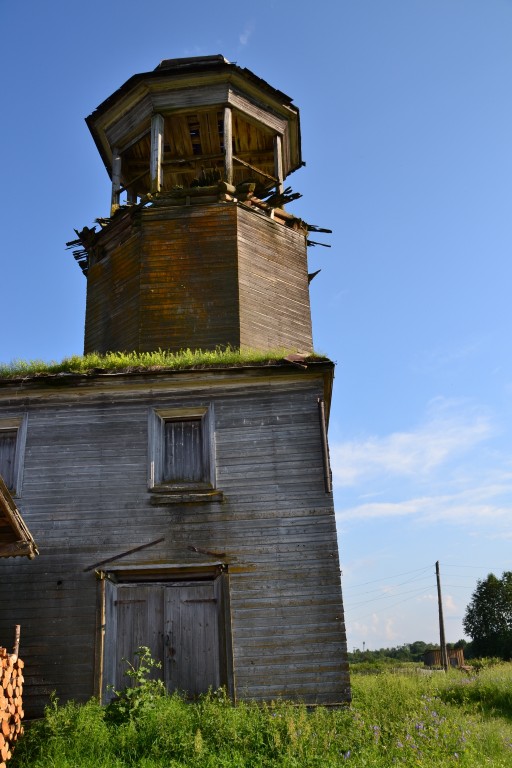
[436,561,449,671]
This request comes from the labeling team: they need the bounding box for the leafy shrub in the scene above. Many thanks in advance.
[105,646,166,725]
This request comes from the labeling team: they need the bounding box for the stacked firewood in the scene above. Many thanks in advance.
[0,647,24,767]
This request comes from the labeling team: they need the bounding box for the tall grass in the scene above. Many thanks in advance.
[10,664,512,767]
[0,349,327,379]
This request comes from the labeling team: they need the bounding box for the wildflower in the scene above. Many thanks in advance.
[343,750,351,759]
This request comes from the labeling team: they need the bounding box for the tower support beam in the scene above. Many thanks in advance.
[111,148,122,215]
[274,134,284,195]
[224,107,233,185]
[150,113,165,194]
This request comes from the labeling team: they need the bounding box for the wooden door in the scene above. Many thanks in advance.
[113,583,165,690]
[164,581,220,695]
[103,578,222,698]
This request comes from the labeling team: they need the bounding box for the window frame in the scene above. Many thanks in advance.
[0,415,28,498]
[148,406,216,493]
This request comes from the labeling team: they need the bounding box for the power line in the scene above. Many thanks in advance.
[345,572,433,599]
[348,584,432,622]
[347,564,431,588]
[442,564,502,570]
[346,582,435,610]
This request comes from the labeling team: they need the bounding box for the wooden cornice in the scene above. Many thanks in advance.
[0,476,38,559]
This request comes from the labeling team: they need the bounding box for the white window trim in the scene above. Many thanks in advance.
[148,406,216,492]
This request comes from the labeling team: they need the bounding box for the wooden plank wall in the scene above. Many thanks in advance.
[84,204,241,355]
[84,202,313,356]
[0,367,349,715]
[237,207,313,353]
[139,205,240,352]
[84,220,142,354]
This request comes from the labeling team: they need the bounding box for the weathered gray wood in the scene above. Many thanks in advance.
[104,93,153,147]
[110,148,122,215]
[102,578,117,702]
[0,365,348,715]
[223,107,233,184]
[0,541,34,557]
[318,397,333,493]
[0,430,16,490]
[273,134,284,196]
[164,581,220,695]
[150,114,164,194]
[233,154,277,183]
[151,83,229,113]
[227,88,288,136]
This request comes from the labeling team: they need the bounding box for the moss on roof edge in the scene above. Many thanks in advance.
[0,349,332,382]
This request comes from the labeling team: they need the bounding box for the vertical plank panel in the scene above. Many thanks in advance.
[114,584,164,689]
[164,582,220,695]
[150,114,165,193]
[273,134,284,195]
[223,107,233,184]
[0,431,16,491]
[111,148,122,215]
[102,579,118,701]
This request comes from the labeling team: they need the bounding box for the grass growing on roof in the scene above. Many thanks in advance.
[0,348,327,379]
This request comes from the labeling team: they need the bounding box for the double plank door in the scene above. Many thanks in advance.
[103,578,222,698]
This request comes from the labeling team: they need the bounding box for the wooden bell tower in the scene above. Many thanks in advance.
[0,56,350,715]
[78,55,314,355]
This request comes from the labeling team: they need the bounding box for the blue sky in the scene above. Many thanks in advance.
[1,0,511,650]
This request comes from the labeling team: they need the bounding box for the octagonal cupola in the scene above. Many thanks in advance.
[86,55,302,214]
[71,56,319,356]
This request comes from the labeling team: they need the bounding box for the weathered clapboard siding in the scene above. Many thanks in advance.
[84,226,142,353]
[237,206,313,352]
[0,363,349,713]
[83,201,312,356]
[85,204,240,355]
[139,205,240,352]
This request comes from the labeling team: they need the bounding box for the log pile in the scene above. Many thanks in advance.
[0,647,24,767]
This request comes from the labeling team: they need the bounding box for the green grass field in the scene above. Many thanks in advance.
[10,662,512,767]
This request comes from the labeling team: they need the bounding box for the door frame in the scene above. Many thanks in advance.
[94,563,234,703]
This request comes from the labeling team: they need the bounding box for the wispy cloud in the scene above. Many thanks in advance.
[338,482,512,527]
[331,397,493,486]
[350,614,398,643]
[239,22,254,47]
[412,337,484,374]
[332,397,512,531]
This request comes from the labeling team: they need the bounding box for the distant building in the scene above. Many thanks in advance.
[424,648,465,668]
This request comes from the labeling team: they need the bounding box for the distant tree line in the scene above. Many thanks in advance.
[349,571,512,664]
[348,639,467,664]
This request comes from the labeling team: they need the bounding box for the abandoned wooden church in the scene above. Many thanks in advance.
[0,55,350,716]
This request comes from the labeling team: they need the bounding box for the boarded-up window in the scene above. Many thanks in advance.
[163,418,206,484]
[0,430,17,492]
[149,406,215,491]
